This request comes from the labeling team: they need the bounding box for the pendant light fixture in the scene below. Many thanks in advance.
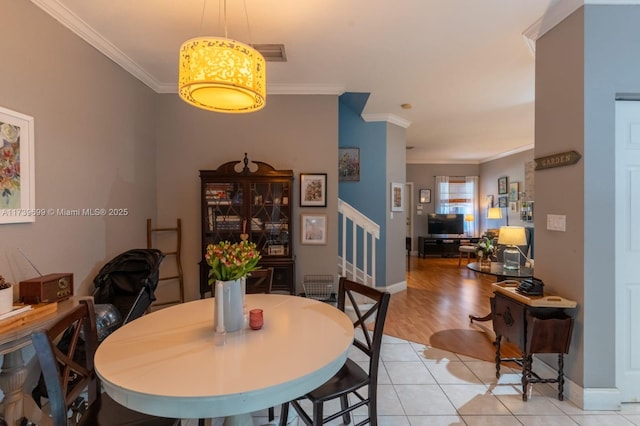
[178,0,266,113]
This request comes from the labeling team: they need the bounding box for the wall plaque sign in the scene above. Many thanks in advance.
[534,150,582,170]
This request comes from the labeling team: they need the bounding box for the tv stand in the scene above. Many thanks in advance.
[418,236,479,258]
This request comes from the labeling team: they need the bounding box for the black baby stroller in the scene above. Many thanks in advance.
[93,248,165,328]
[30,248,165,415]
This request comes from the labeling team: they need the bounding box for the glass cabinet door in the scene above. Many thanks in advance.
[250,182,291,256]
[204,182,244,243]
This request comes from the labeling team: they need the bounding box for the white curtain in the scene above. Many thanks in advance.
[434,175,479,237]
[466,176,479,237]
[434,176,449,213]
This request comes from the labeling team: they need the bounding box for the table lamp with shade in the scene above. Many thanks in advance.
[487,207,502,220]
[498,226,527,270]
[464,214,474,237]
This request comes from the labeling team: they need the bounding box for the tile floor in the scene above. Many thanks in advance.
[192,333,640,426]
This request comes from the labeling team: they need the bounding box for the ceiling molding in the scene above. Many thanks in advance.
[361,113,412,129]
[406,159,481,165]
[267,84,346,95]
[523,0,640,48]
[480,144,535,164]
[31,0,164,92]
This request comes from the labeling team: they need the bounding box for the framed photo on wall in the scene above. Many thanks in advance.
[498,176,508,195]
[419,188,431,204]
[498,196,508,208]
[300,173,327,207]
[301,214,327,245]
[391,182,404,212]
[508,182,519,202]
[338,147,360,181]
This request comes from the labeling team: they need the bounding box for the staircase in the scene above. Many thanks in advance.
[337,199,380,287]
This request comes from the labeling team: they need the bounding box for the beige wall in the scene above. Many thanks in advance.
[155,95,339,300]
[0,0,158,295]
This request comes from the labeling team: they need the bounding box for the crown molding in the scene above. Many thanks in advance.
[267,84,346,95]
[523,0,640,49]
[31,0,165,92]
[361,113,412,129]
[480,144,535,164]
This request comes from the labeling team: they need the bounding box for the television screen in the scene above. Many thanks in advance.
[427,213,464,235]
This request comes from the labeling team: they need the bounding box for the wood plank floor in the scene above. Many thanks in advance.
[383,255,520,362]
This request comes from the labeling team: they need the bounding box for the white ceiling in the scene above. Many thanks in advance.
[32,0,575,163]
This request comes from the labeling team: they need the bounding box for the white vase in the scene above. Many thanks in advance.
[213,279,245,333]
[0,285,13,315]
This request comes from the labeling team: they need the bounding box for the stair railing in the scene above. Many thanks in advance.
[337,199,380,287]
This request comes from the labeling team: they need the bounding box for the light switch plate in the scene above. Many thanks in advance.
[547,214,566,231]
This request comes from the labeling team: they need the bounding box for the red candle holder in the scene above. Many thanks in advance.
[249,309,263,330]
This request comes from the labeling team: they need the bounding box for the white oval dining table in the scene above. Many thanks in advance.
[94,294,354,423]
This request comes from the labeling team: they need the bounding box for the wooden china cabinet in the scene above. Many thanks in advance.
[199,154,295,297]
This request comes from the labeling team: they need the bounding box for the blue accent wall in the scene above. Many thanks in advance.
[338,93,387,285]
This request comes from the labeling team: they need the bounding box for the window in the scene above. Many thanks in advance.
[435,176,479,236]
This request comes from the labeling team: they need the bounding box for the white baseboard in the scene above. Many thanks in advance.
[383,280,406,294]
[532,357,621,410]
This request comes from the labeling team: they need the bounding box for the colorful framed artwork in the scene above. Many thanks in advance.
[338,147,360,181]
[301,214,327,245]
[498,176,508,195]
[419,189,431,204]
[498,196,508,208]
[299,173,327,207]
[0,106,35,224]
[391,182,404,212]
[508,182,519,202]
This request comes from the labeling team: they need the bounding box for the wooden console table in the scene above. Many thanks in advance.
[490,282,576,401]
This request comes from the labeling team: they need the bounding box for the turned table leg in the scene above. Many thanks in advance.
[0,351,28,426]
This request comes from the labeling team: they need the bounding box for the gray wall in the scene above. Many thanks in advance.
[0,0,158,294]
[582,4,640,391]
[155,94,339,300]
[385,123,407,286]
[479,150,534,233]
[537,5,587,388]
[406,163,480,246]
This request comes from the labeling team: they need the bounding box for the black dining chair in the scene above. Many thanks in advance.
[245,267,274,294]
[31,298,180,426]
[279,276,391,426]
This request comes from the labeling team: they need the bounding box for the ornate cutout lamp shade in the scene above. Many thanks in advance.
[178,37,266,113]
[498,226,527,270]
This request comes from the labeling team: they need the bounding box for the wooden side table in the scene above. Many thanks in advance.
[490,283,576,401]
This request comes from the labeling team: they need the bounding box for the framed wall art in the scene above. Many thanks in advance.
[391,182,404,212]
[301,214,327,245]
[338,147,360,181]
[419,188,431,204]
[498,196,508,208]
[498,176,508,195]
[300,173,327,207]
[508,182,519,202]
[0,106,35,224]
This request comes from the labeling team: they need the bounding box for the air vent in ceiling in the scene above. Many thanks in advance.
[252,44,287,62]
